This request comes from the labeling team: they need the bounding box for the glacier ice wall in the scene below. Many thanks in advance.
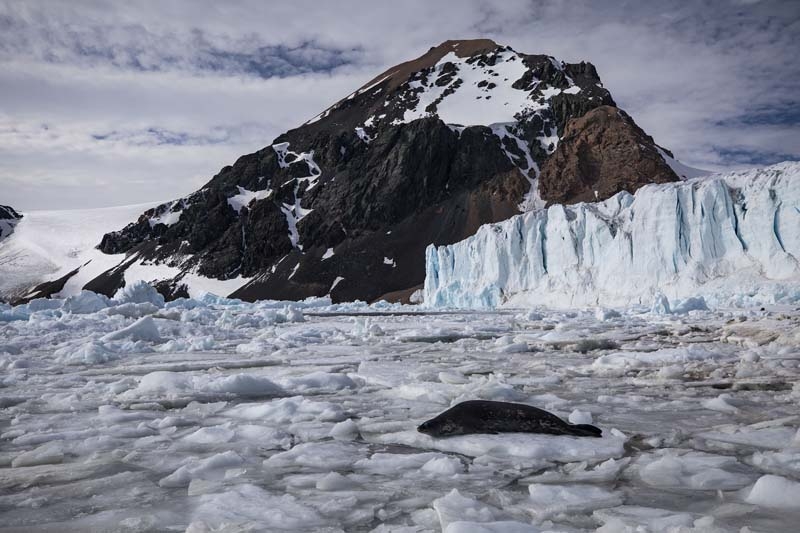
[424,162,800,308]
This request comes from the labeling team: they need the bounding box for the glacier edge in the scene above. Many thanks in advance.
[424,162,800,309]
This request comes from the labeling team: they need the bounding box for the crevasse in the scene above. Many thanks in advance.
[424,162,800,308]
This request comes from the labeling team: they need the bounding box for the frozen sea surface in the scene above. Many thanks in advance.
[1,288,800,531]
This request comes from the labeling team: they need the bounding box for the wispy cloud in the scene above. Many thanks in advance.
[1,0,798,209]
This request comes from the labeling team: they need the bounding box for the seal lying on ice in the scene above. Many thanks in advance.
[417,400,602,438]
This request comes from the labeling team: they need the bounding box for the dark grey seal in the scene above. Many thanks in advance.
[417,400,602,438]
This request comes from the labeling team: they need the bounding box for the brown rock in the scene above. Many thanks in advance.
[538,106,679,205]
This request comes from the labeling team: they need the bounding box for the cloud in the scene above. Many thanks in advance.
[1,0,798,209]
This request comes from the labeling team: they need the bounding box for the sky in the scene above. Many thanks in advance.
[1,0,798,210]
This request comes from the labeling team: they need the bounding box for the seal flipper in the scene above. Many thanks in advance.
[567,423,603,438]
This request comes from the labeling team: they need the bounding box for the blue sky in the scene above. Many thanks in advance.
[1,0,798,209]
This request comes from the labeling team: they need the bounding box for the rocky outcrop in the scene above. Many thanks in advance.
[538,106,679,205]
[92,39,677,303]
[0,205,22,242]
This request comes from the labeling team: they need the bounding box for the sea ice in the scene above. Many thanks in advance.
[527,483,622,517]
[1,291,798,531]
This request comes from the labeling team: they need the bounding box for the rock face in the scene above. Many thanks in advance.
[538,106,679,205]
[0,205,22,242]
[94,39,679,303]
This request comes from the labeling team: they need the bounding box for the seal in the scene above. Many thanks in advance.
[417,400,602,438]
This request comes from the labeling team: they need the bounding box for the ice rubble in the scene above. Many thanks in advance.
[425,162,800,308]
[2,286,800,531]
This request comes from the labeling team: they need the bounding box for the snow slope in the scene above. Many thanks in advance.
[0,203,249,300]
[658,148,711,180]
[424,162,800,309]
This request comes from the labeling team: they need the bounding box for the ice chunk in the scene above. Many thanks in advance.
[226,397,344,424]
[636,450,752,490]
[103,302,159,318]
[749,450,800,477]
[183,425,236,444]
[159,451,244,487]
[354,452,449,475]
[280,371,357,393]
[523,457,630,484]
[123,371,284,400]
[62,291,110,314]
[12,441,65,467]
[433,489,503,530]
[421,456,463,475]
[702,394,740,413]
[527,483,622,517]
[744,474,800,509]
[445,521,540,533]
[189,483,326,529]
[329,419,360,441]
[699,424,798,450]
[594,506,695,532]
[265,441,365,470]
[672,295,709,314]
[367,429,625,464]
[101,316,162,342]
[316,472,361,491]
[112,280,165,307]
[568,409,593,425]
[595,307,621,321]
[55,341,116,365]
[651,294,671,315]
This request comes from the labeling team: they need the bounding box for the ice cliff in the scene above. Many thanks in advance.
[424,162,800,308]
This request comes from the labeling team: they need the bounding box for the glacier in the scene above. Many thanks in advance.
[424,162,800,308]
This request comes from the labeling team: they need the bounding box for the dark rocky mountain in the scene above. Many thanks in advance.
[0,205,22,242]
[94,39,679,303]
[538,106,680,205]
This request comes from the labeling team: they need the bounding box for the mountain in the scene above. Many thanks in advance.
[425,162,800,309]
[0,205,22,242]
[52,40,684,303]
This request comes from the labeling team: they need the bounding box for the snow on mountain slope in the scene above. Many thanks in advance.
[657,147,711,180]
[399,50,556,127]
[0,203,249,301]
[424,162,800,309]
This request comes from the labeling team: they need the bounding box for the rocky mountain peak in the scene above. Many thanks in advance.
[90,40,679,303]
[293,38,614,146]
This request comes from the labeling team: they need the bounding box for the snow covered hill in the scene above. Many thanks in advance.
[424,162,800,309]
[0,203,248,302]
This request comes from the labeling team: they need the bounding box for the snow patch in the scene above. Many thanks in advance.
[227,186,273,214]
